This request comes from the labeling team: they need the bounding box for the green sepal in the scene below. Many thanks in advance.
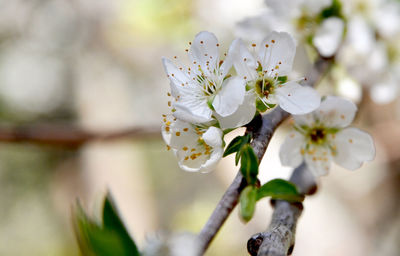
[256,98,276,112]
[277,76,288,84]
[256,179,304,202]
[239,185,257,222]
[240,144,259,185]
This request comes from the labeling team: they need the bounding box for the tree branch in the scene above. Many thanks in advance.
[0,124,161,147]
[247,164,316,256]
[197,108,290,254]
[196,55,333,255]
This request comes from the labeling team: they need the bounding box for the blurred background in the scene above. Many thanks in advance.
[0,0,399,255]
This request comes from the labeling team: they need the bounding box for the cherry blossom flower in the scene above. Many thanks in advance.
[280,96,375,176]
[236,0,345,57]
[162,114,223,172]
[162,31,255,129]
[230,31,320,115]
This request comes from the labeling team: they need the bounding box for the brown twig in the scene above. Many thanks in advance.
[197,108,290,255]
[247,164,316,256]
[0,124,161,147]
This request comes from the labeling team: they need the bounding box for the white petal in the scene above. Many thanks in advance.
[275,82,320,115]
[316,96,357,128]
[304,145,332,177]
[229,39,258,82]
[189,31,219,76]
[202,127,223,147]
[173,101,213,124]
[333,127,375,170]
[216,91,257,129]
[162,57,190,97]
[313,17,344,57]
[292,113,314,127]
[258,31,296,76]
[279,131,305,168]
[178,148,223,173]
[212,77,245,117]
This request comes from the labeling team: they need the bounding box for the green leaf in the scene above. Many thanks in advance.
[240,144,259,185]
[74,195,140,256]
[223,134,251,157]
[102,195,140,255]
[319,0,343,19]
[256,179,304,202]
[239,186,257,222]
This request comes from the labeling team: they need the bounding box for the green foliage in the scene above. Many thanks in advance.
[239,186,257,222]
[74,194,140,256]
[319,0,343,20]
[239,144,259,186]
[239,179,303,222]
[256,179,304,202]
[223,134,251,165]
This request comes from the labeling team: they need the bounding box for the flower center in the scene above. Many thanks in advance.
[255,77,276,99]
[309,127,326,144]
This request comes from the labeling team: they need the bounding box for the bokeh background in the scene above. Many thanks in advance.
[0,0,399,255]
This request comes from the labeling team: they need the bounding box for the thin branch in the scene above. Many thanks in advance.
[197,108,290,254]
[247,164,316,256]
[196,55,333,255]
[0,124,161,147]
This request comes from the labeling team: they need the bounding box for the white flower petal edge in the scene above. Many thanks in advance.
[279,131,305,167]
[313,17,344,57]
[212,76,245,117]
[162,115,223,173]
[280,96,375,177]
[258,31,296,76]
[275,82,321,115]
[316,96,357,128]
[216,91,257,129]
[189,31,219,77]
[304,145,331,177]
[333,127,375,170]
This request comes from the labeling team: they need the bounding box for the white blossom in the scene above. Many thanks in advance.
[162,31,254,129]
[230,31,320,115]
[162,114,223,172]
[236,0,345,57]
[280,96,375,176]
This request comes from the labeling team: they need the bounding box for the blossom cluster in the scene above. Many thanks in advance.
[161,31,375,176]
[237,0,400,104]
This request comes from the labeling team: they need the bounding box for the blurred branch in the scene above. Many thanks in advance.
[247,163,316,256]
[196,55,333,255]
[0,124,161,147]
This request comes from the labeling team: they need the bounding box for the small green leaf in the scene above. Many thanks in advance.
[240,144,259,185]
[319,0,343,19]
[223,134,251,157]
[102,195,140,255]
[239,186,257,222]
[256,179,304,202]
[74,194,140,256]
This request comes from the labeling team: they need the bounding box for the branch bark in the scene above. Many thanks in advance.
[0,124,161,147]
[247,164,316,256]
[196,108,290,255]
